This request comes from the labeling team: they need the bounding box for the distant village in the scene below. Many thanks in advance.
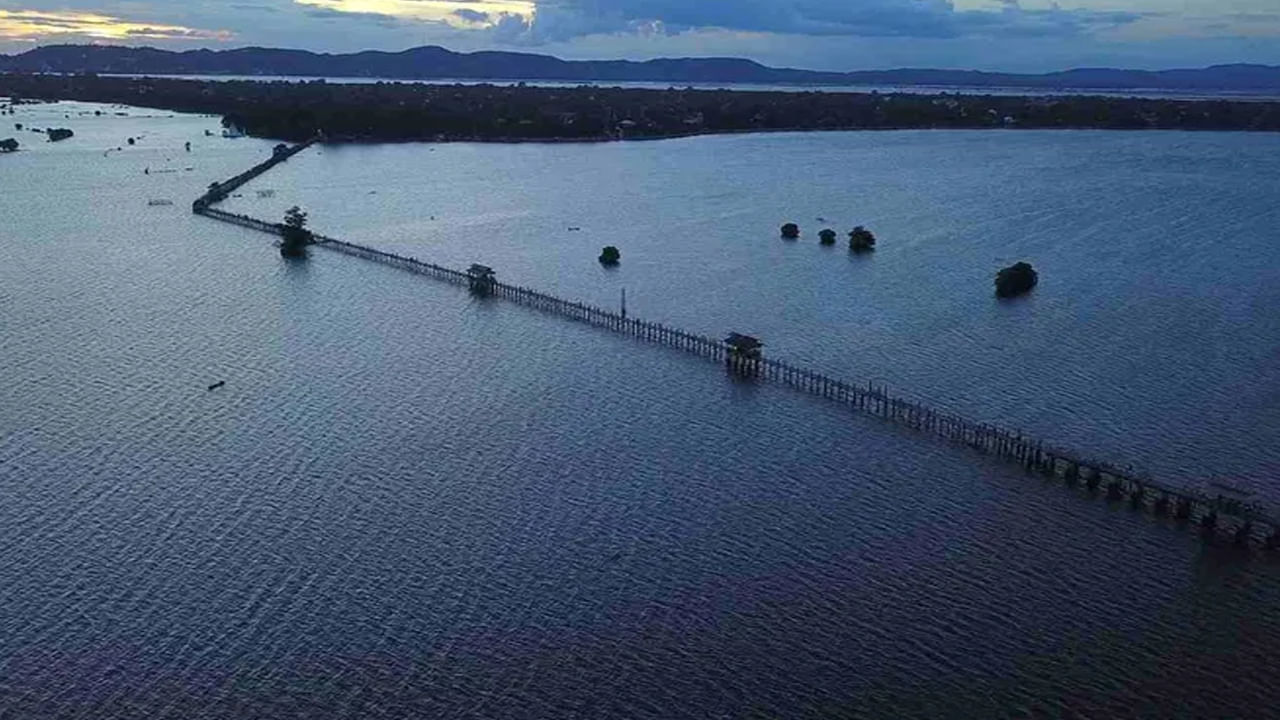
[2,73,1279,144]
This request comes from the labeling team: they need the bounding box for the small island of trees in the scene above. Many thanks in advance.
[818,229,837,245]
[279,206,313,258]
[599,245,621,266]
[781,223,800,239]
[0,138,17,153]
[995,261,1038,297]
[848,226,877,252]
[46,128,73,142]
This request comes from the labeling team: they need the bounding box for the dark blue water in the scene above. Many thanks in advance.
[3,101,1280,719]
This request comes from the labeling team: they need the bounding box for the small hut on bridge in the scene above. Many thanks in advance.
[725,332,763,375]
[725,333,763,358]
[467,264,497,296]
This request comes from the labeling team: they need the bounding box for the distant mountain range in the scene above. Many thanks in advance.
[3,44,1280,92]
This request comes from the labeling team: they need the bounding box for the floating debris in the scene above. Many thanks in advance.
[207,380,226,391]
[147,199,174,206]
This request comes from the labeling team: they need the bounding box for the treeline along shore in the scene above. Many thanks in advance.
[3,73,1279,142]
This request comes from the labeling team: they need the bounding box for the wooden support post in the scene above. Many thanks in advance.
[1235,522,1253,546]
[1129,486,1145,510]
[1201,510,1218,532]
[1154,494,1170,515]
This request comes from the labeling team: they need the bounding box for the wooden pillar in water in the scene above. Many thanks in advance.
[1154,494,1171,516]
[1106,480,1124,501]
[1201,509,1218,532]
[1129,485,1145,510]
[1235,522,1253,546]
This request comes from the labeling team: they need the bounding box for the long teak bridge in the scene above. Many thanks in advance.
[193,142,1280,549]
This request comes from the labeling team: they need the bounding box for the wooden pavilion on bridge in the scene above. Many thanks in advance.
[725,333,763,358]
[467,264,497,295]
[725,332,763,375]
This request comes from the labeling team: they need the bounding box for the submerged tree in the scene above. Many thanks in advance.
[280,206,313,258]
[848,226,877,252]
[598,245,621,266]
[818,228,837,245]
[780,223,800,239]
[0,138,18,153]
[995,261,1038,297]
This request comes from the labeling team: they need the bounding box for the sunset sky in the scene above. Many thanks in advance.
[1,0,1277,71]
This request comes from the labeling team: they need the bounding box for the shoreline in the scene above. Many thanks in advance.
[315,122,1280,147]
[6,73,1280,146]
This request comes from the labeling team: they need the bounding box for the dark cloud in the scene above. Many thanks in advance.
[500,0,1145,44]
[452,8,490,24]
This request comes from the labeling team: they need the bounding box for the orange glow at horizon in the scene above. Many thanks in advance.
[294,0,535,26]
[0,9,232,42]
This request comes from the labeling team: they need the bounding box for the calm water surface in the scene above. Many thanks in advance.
[109,74,1280,101]
[2,100,1279,719]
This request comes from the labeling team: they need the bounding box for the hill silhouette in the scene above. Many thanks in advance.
[3,44,1279,92]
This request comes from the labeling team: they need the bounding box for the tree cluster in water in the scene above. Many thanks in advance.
[3,74,1280,143]
[995,262,1038,297]
[280,206,313,258]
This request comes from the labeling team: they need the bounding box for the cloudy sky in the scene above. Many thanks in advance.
[0,0,1277,72]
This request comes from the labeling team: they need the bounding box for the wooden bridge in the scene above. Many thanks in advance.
[194,142,1280,549]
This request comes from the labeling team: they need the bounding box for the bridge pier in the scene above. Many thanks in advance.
[1129,486,1145,510]
[1042,455,1058,478]
[1154,494,1171,516]
[1235,522,1253,546]
[1106,480,1124,501]
[1175,497,1194,521]
[1201,510,1219,532]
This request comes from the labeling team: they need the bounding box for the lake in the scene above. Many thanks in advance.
[2,100,1279,718]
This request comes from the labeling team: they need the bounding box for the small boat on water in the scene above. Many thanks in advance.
[148,199,173,206]
[207,380,226,391]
